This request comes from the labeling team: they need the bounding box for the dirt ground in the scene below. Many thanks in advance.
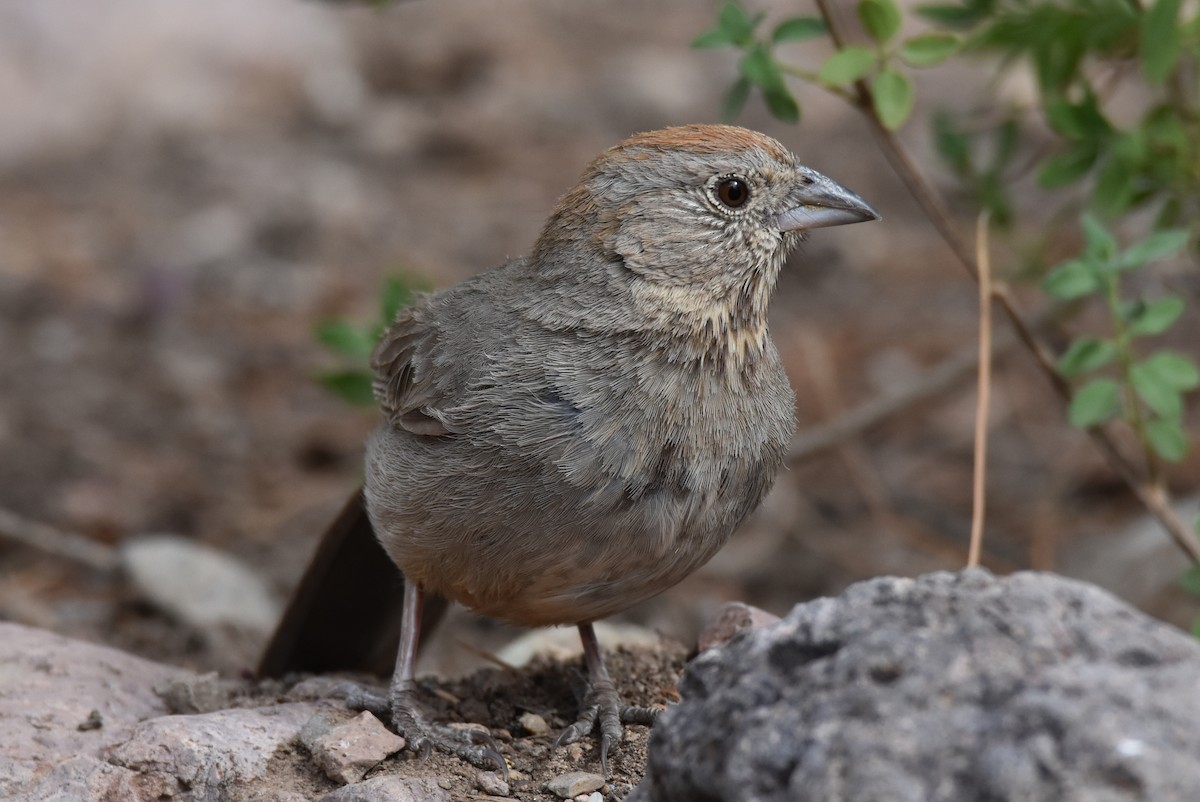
[1,0,1198,796]
[250,644,687,800]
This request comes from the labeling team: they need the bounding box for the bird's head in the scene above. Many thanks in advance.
[531,125,879,364]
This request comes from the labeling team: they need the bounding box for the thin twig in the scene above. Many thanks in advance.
[968,212,993,568]
[811,0,1200,564]
[0,506,119,572]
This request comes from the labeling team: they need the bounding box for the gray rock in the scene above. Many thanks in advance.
[476,769,510,796]
[107,703,320,797]
[0,622,193,800]
[320,775,449,802]
[633,569,1200,802]
[545,771,605,798]
[120,534,281,635]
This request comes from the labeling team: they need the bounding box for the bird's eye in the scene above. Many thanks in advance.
[715,177,750,209]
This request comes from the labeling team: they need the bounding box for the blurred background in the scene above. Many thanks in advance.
[1,0,1197,676]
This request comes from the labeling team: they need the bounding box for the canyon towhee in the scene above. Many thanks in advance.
[260,124,878,774]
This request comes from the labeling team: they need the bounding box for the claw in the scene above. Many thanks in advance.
[599,733,612,778]
[479,746,509,782]
[468,728,501,753]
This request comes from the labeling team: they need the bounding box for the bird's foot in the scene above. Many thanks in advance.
[554,677,660,776]
[342,681,508,779]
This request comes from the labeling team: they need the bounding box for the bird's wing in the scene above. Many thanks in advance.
[371,303,457,437]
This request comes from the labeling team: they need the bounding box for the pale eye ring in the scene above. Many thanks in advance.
[714,176,751,208]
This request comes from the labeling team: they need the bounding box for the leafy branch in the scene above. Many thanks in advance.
[696,0,1200,561]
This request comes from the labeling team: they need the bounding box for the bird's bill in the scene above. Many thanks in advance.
[775,174,880,231]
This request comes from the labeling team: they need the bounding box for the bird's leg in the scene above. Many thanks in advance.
[555,622,660,775]
[344,581,506,776]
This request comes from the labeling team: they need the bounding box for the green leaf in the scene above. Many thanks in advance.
[1043,259,1101,300]
[773,17,826,43]
[721,77,752,122]
[315,320,376,360]
[1044,93,1111,141]
[1037,145,1098,188]
[380,276,412,323]
[1142,0,1182,86]
[989,118,1019,171]
[317,370,377,406]
[872,69,914,130]
[1057,338,1117,377]
[1145,416,1190,462]
[1126,296,1185,337]
[899,33,962,66]
[1069,378,1120,428]
[1179,565,1200,596]
[1081,214,1117,261]
[692,27,736,48]
[718,3,759,45]
[859,0,903,44]
[819,46,876,86]
[1128,357,1185,420]
[1117,229,1189,269]
[933,111,971,173]
[1091,157,1136,219]
[739,45,784,89]
[1139,351,1200,390]
[915,3,987,29]
[763,86,801,122]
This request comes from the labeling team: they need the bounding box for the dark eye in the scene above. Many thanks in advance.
[715,177,750,208]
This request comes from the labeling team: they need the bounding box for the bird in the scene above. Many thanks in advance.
[259,124,879,775]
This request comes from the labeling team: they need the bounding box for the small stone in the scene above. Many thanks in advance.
[545,771,605,798]
[303,710,405,785]
[76,709,103,731]
[154,671,231,714]
[586,793,604,802]
[477,769,510,796]
[320,775,449,802]
[518,712,550,736]
[697,601,780,652]
[298,710,339,749]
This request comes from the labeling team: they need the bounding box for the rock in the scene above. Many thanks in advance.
[497,621,662,667]
[107,703,319,797]
[696,601,780,652]
[0,622,193,800]
[545,771,605,798]
[120,534,281,635]
[300,710,406,785]
[320,775,450,802]
[476,769,510,796]
[154,670,236,714]
[517,711,550,736]
[633,569,1200,802]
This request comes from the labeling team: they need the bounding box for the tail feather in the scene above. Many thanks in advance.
[258,489,446,677]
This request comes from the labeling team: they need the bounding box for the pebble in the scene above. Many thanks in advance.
[300,710,405,785]
[545,771,605,798]
[518,711,550,736]
[476,770,510,796]
[697,600,780,652]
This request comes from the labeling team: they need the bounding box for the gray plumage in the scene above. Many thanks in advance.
[363,124,876,629]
